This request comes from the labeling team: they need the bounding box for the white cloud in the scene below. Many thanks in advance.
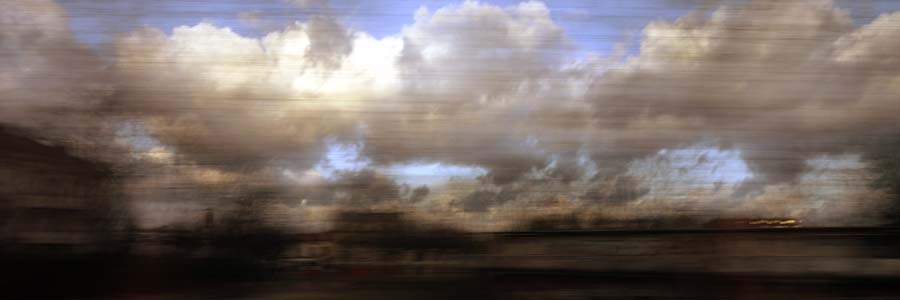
[31,0,898,228]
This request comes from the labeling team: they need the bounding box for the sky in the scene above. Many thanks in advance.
[56,0,900,56]
[4,0,900,230]
[58,0,695,55]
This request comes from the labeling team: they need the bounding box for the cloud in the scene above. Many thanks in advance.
[113,19,385,170]
[0,0,111,147]
[587,0,900,195]
[289,0,331,9]
[113,0,583,183]
[360,1,587,184]
[18,0,897,229]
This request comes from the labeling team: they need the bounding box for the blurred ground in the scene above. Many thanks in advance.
[4,228,900,299]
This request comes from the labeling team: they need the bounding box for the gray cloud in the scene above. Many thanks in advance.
[113,21,362,170]
[0,1,108,128]
[587,0,900,194]
[8,0,900,229]
[361,1,584,184]
[110,0,900,227]
[0,0,124,165]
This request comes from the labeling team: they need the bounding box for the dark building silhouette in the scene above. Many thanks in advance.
[0,127,128,254]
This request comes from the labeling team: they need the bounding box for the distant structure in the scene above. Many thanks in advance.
[0,127,129,254]
[704,218,801,229]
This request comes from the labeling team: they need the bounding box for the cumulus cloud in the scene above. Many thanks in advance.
[0,0,111,148]
[416,0,900,224]
[9,0,900,229]
[361,1,589,184]
[113,0,900,227]
[113,18,389,170]
[113,0,584,182]
[289,0,331,9]
[586,0,900,196]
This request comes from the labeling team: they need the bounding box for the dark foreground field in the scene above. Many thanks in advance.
[4,228,900,299]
